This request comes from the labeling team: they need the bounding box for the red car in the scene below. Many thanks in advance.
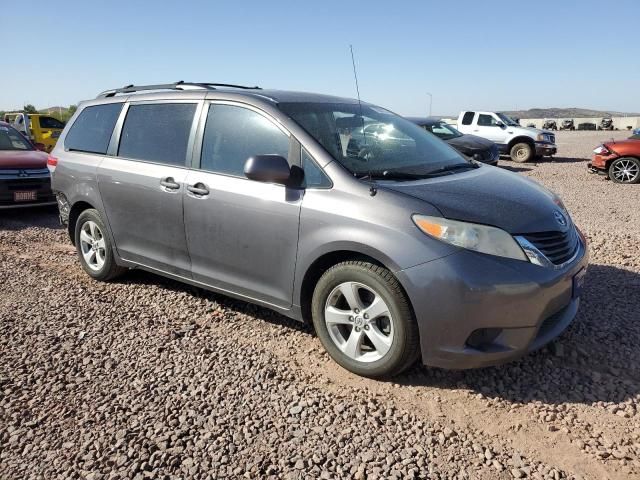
[0,121,56,208]
[589,138,640,184]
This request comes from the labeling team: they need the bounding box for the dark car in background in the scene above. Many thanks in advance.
[0,121,56,209]
[407,117,499,165]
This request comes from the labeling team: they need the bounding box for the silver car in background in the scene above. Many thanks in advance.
[50,82,588,378]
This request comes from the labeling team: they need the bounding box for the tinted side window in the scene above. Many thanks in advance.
[302,148,331,188]
[65,103,123,154]
[478,114,498,127]
[461,112,475,125]
[118,103,196,166]
[39,116,65,129]
[201,105,289,176]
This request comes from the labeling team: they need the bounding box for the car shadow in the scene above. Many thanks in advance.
[394,263,640,406]
[119,269,312,335]
[545,156,587,164]
[122,262,639,406]
[0,206,61,231]
[499,165,532,173]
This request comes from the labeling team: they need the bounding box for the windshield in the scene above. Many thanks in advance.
[422,121,463,140]
[496,113,519,127]
[279,102,465,177]
[0,125,33,151]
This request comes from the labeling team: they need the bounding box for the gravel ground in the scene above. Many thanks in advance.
[1,131,638,480]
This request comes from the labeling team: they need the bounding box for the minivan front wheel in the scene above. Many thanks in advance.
[311,261,420,378]
[75,209,126,281]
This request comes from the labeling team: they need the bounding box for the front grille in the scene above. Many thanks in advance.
[522,228,578,266]
[0,168,50,178]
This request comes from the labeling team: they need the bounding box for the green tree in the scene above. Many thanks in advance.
[23,104,38,114]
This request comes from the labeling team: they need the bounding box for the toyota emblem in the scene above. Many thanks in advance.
[554,210,567,227]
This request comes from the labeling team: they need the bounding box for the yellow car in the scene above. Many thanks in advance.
[3,113,65,152]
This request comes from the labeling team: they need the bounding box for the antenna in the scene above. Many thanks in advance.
[349,45,376,196]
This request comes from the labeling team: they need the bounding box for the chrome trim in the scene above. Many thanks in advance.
[515,227,583,270]
[0,201,56,210]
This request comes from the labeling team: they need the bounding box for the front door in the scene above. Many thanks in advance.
[183,102,302,309]
[475,113,508,144]
[97,101,199,276]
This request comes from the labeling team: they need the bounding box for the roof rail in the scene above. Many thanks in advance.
[96,81,261,98]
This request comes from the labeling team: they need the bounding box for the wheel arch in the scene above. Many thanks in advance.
[67,200,95,245]
[297,248,414,326]
[507,136,536,151]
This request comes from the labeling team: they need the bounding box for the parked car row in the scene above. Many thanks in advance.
[5,82,636,376]
[2,112,66,152]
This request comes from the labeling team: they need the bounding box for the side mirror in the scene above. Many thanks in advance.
[496,121,505,128]
[34,142,46,151]
[244,155,291,185]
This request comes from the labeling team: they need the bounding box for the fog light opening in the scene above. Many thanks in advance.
[466,328,503,351]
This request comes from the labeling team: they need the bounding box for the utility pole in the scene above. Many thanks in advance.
[426,92,433,117]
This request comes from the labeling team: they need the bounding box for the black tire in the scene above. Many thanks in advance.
[311,261,420,378]
[74,209,127,281]
[510,142,534,163]
[608,157,640,184]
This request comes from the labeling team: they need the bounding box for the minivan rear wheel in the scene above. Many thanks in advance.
[311,261,420,378]
[75,209,126,281]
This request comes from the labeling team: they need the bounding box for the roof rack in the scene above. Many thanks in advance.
[96,81,262,98]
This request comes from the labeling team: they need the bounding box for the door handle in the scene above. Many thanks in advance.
[187,182,210,196]
[160,177,180,190]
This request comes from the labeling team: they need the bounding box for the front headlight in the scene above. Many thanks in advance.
[412,215,528,261]
[537,133,550,142]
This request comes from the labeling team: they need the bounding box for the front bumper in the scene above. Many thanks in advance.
[397,236,588,369]
[588,153,615,175]
[0,170,56,209]
[535,142,557,156]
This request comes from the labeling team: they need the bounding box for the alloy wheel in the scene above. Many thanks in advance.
[79,220,106,271]
[324,281,394,363]
[612,159,639,183]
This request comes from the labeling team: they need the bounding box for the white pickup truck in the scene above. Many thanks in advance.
[456,111,557,162]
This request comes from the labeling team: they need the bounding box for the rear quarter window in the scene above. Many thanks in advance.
[65,103,123,154]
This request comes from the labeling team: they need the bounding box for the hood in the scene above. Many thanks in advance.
[0,150,48,169]
[445,134,495,153]
[379,166,568,234]
[605,139,640,156]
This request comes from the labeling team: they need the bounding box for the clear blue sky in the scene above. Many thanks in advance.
[3,0,639,116]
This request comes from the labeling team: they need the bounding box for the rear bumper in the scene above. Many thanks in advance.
[397,238,588,369]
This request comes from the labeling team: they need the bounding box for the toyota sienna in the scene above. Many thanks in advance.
[50,82,588,377]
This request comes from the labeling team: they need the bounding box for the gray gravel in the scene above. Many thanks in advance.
[1,131,638,479]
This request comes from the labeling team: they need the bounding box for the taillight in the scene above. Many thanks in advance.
[47,154,58,173]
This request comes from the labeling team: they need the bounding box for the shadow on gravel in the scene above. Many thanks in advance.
[396,264,640,406]
[544,156,587,164]
[117,260,639,406]
[120,269,312,335]
[499,165,532,173]
[0,206,61,231]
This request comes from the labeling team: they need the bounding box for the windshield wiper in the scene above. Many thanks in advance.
[423,162,479,176]
[355,170,428,181]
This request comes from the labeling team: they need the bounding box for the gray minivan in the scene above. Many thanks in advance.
[50,82,588,378]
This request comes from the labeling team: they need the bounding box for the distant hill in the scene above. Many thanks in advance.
[501,108,640,119]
